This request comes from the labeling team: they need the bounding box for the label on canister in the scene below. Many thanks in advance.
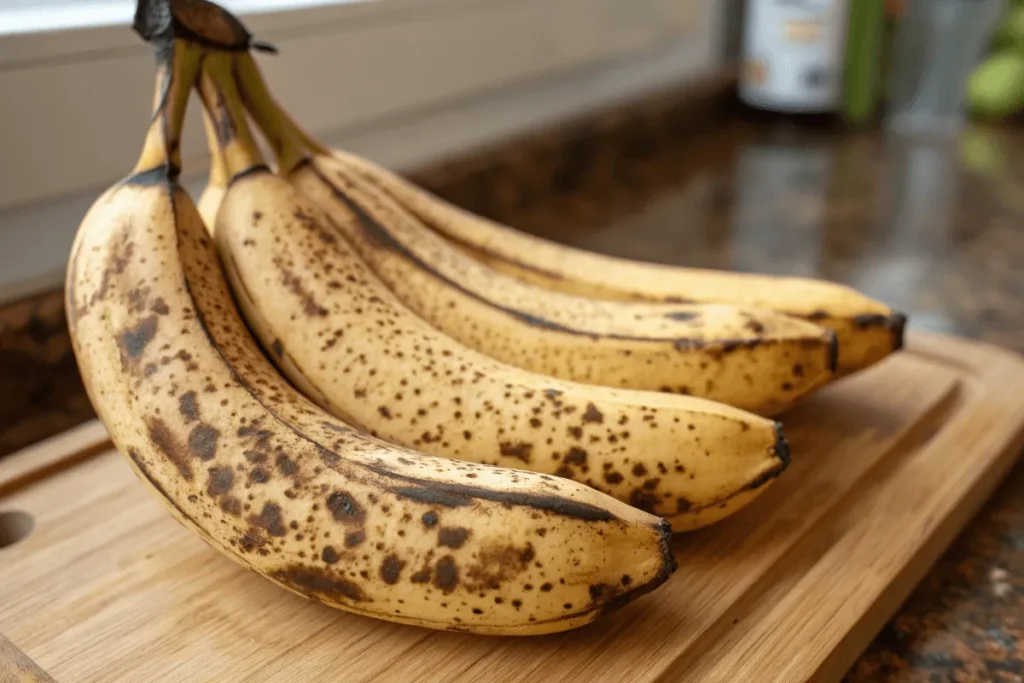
[739,0,850,113]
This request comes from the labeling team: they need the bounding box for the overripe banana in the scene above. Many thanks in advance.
[66,34,677,636]
[345,158,905,377]
[198,48,791,531]
[271,112,906,377]
[227,56,837,417]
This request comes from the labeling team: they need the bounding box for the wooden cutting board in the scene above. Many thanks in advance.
[2,330,1024,683]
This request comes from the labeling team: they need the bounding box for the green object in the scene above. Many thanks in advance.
[960,126,1009,178]
[842,0,887,124]
[968,51,1024,117]
[994,3,1024,49]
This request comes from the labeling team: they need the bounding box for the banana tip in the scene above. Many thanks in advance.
[733,423,792,495]
[826,329,839,373]
[772,422,791,469]
[888,312,908,351]
[655,519,678,578]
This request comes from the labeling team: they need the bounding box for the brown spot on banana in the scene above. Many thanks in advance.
[275,258,329,318]
[433,555,459,594]
[146,417,193,480]
[498,441,532,463]
[275,453,298,476]
[187,424,220,461]
[87,228,135,312]
[271,565,368,603]
[119,315,159,364]
[127,285,150,313]
[326,490,365,525]
[437,527,471,549]
[379,555,406,585]
[248,502,287,537]
[629,486,661,513]
[151,297,170,315]
[179,390,200,422]
[563,447,588,468]
[344,530,366,547]
[220,496,242,517]
[460,543,537,592]
[206,466,233,496]
[581,403,603,424]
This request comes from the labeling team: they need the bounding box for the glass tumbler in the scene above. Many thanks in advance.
[886,0,1007,137]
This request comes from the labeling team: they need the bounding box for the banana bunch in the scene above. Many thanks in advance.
[66,0,906,636]
[67,31,676,635]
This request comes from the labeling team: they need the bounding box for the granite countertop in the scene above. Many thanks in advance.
[1,81,1021,680]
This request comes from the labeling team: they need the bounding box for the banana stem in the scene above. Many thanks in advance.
[132,40,205,177]
[234,52,326,175]
[202,108,230,189]
[196,51,267,178]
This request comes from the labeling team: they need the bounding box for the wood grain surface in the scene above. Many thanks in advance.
[1,331,1023,683]
[0,635,55,683]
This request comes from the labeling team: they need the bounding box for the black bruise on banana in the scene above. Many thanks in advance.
[119,315,159,361]
[308,163,767,354]
[272,565,368,603]
[349,458,616,523]
[147,417,194,480]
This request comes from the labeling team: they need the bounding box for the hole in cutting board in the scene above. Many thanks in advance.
[0,510,34,548]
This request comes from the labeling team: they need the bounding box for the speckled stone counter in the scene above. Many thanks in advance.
[1,81,1021,680]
